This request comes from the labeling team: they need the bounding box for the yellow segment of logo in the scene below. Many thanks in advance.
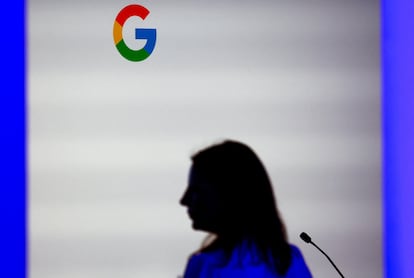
[113,21,123,45]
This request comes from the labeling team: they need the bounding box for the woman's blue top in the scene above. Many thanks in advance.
[183,242,312,278]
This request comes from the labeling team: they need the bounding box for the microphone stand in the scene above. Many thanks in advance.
[300,232,345,278]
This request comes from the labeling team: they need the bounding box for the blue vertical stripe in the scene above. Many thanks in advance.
[383,0,414,277]
[0,0,27,277]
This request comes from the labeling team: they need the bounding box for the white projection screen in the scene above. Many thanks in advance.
[29,0,381,277]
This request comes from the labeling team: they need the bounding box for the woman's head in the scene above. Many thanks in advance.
[180,140,287,240]
[180,140,292,274]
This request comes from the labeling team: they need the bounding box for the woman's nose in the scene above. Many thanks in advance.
[180,189,190,206]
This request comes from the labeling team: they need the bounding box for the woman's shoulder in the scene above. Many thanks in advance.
[183,250,225,278]
[285,244,313,277]
[289,244,304,258]
[183,243,312,278]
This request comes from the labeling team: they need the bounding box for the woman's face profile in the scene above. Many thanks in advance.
[180,165,223,233]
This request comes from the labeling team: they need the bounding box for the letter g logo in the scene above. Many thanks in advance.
[113,4,156,62]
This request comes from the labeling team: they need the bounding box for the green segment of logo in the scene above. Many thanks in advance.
[115,39,150,62]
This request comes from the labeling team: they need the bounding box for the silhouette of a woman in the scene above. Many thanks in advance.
[180,140,312,277]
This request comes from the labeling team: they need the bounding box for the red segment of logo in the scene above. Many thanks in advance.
[115,4,150,26]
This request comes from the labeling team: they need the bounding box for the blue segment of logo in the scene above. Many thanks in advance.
[135,28,157,55]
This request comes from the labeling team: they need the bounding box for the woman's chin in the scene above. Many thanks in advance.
[191,222,201,230]
[192,221,206,231]
[192,222,216,234]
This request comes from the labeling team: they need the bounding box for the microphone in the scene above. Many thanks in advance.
[300,232,345,278]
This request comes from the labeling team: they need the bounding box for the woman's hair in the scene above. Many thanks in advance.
[191,140,292,275]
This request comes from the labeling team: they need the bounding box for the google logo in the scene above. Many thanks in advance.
[113,4,156,62]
